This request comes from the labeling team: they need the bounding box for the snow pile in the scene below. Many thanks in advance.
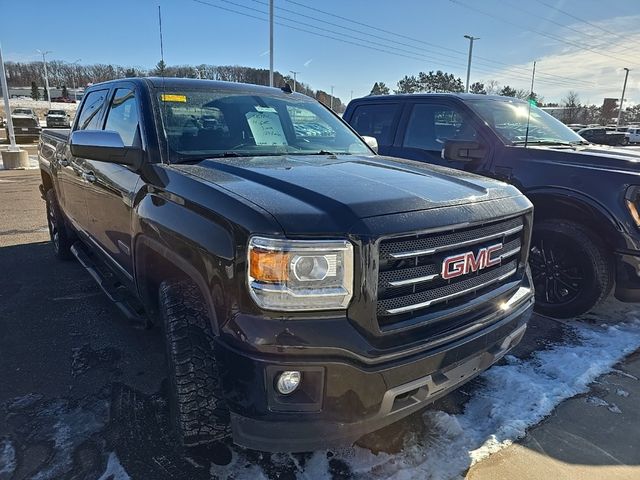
[307,316,640,480]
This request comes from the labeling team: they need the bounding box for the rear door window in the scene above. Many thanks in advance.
[75,89,109,130]
[349,103,399,145]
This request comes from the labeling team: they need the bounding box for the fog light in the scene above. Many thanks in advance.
[276,371,302,395]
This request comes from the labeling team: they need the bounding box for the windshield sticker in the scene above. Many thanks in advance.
[160,94,187,103]
[246,111,287,146]
[254,106,277,113]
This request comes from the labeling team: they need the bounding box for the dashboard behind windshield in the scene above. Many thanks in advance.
[156,89,370,161]
[467,97,584,145]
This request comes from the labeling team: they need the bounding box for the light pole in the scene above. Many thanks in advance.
[269,0,274,87]
[70,58,81,102]
[0,43,17,149]
[464,35,479,93]
[330,85,334,111]
[617,67,630,128]
[289,70,299,92]
[37,49,52,108]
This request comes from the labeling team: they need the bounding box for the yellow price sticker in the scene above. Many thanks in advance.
[160,94,187,103]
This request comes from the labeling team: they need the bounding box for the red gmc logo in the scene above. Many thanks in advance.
[441,243,503,280]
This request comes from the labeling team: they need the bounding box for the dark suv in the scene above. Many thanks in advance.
[344,94,640,317]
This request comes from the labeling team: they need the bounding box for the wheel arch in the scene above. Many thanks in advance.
[527,188,623,251]
[134,235,223,335]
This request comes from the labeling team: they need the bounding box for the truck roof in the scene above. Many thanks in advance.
[349,93,526,103]
[86,76,298,97]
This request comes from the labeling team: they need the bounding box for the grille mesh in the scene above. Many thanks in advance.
[377,215,525,328]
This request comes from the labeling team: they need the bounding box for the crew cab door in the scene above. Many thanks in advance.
[344,102,401,156]
[83,86,142,278]
[56,89,109,232]
[395,101,490,173]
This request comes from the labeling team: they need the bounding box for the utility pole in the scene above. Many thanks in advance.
[617,67,630,128]
[71,58,81,102]
[464,35,479,93]
[269,0,274,87]
[37,49,52,108]
[289,70,299,92]
[330,85,334,111]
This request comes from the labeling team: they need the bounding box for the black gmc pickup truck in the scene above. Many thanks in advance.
[344,94,640,318]
[38,78,534,452]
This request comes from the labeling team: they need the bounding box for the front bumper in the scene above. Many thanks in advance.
[615,249,640,302]
[217,286,534,452]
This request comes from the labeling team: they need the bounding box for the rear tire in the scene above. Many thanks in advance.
[159,280,231,447]
[45,189,74,260]
[529,219,613,318]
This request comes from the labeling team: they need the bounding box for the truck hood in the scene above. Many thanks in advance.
[173,154,521,234]
[524,144,640,173]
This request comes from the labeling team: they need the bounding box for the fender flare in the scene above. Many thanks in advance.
[526,186,623,246]
[134,235,221,335]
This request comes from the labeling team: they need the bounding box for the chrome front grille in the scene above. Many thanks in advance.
[377,216,525,328]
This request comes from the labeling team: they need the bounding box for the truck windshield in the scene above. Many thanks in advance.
[466,97,585,146]
[156,89,371,161]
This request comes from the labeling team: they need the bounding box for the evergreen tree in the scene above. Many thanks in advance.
[470,82,486,94]
[42,86,48,101]
[370,82,390,95]
[30,81,40,101]
[154,60,167,76]
[499,85,517,97]
[61,85,69,98]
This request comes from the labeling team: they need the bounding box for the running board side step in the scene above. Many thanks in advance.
[70,242,149,328]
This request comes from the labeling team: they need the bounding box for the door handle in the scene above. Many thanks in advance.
[59,158,70,167]
[83,171,97,183]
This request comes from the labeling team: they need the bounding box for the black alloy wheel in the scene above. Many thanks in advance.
[529,220,613,318]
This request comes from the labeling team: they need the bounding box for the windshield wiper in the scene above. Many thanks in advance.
[512,140,575,147]
[288,150,351,156]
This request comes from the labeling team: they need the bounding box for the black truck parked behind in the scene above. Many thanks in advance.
[38,78,534,452]
[344,94,640,318]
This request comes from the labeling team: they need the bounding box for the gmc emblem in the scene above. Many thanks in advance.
[441,243,503,280]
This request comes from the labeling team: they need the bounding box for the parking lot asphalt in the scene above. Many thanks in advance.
[1,169,639,479]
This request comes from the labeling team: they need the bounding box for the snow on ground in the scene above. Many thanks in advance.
[1,98,78,113]
[96,452,131,480]
[0,154,39,170]
[0,439,16,476]
[210,306,640,480]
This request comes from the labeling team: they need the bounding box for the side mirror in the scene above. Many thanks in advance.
[442,140,486,162]
[362,135,379,154]
[70,130,143,168]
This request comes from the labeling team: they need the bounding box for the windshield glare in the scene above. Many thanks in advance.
[157,89,371,161]
[467,98,584,145]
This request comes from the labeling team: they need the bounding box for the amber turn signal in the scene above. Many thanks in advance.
[250,249,290,282]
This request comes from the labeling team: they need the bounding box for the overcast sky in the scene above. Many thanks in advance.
[3,0,639,106]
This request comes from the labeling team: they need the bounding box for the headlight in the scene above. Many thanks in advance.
[248,236,354,311]
[625,186,640,227]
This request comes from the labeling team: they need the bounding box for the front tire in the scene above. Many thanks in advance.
[45,189,74,260]
[159,280,231,447]
[529,219,613,318]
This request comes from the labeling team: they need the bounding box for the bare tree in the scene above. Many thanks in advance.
[485,79,500,95]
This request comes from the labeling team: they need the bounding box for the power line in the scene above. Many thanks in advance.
[283,0,597,86]
[504,0,634,53]
[533,0,634,45]
[449,0,639,66]
[190,0,594,89]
